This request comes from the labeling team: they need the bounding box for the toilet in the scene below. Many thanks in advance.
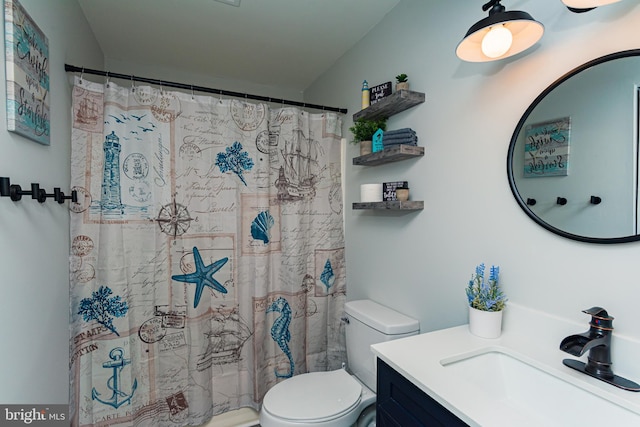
[259,299,420,427]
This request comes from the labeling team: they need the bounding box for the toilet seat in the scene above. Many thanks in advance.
[262,369,362,422]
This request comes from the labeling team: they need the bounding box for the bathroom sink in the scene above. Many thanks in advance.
[440,349,640,426]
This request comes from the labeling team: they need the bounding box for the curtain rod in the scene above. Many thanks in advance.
[64,64,347,114]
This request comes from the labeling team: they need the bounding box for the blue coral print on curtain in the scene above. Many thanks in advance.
[77,285,128,336]
[216,141,254,186]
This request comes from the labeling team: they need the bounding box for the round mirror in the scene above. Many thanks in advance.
[507,49,640,243]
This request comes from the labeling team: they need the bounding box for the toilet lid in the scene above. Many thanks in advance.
[263,370,362,422]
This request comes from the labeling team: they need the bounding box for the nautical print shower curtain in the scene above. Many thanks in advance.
[69,77,346,426]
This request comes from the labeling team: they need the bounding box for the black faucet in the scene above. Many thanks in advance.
[560,307,640,392]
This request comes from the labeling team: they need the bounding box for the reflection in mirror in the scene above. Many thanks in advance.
[508,50,640,243]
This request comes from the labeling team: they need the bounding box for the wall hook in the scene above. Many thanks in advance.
[8,182,39,202]
[526,198,537,206]
[30,183,47,203]
[0,178,35,202]
[54,187,78,204]
[0,177,10,197]
[590,196,602,205]
[557,197,567,206]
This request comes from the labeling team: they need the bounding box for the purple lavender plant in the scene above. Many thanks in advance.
[465,263,506,312]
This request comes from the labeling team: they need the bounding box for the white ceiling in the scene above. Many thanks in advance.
[77,0,401,92]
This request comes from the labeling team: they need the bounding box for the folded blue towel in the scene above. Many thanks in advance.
[383,135,418,145]
[383,139,417,147]
[384,127,415,136]
[384,133,415,140]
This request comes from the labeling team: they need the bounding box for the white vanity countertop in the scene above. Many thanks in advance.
[371,303,640,427]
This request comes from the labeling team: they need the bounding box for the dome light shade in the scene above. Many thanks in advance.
[457,0,544,62]
[562,0,621,9]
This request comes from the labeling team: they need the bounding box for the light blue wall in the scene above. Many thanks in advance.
[4,0,640,407]
[0,0,103,404]
[305,0,640,338]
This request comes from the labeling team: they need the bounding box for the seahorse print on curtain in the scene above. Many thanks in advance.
[69,77,346,427]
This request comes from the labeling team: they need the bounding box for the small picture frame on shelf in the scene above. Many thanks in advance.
[370,81,392,105]
[383,181,408,201]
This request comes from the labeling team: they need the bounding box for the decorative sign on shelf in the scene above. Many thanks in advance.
[370,81,392,105]
[4,0,50,145]
[383,181,408,201]
[372,128,384,153]
[523,117,570,178]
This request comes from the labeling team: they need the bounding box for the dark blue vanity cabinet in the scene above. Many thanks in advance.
[376,359,469,427]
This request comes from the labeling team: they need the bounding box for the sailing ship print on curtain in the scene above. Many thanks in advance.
[69,77,346,427]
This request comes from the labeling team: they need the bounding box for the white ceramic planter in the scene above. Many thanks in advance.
[468,306,503,339]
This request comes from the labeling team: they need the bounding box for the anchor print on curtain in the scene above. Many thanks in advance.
[69,77,346,427]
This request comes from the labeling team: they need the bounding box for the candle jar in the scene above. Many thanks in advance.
[396,188,409,201]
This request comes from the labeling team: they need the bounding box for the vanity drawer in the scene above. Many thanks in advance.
[377,358,468,427]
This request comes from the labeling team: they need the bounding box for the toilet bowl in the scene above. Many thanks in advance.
[259,299,419,427]
[260,369,375,427]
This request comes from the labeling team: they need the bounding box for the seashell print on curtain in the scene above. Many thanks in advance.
[69,77,346,426]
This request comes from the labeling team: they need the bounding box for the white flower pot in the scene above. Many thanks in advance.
[468,306,503,339]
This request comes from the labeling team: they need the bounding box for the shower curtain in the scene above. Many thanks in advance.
[69,77,346,427]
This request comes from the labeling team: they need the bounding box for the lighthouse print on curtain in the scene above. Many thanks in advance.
[69,77,346,426]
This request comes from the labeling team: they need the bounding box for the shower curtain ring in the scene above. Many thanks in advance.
[191,85,195,100]
[159,80,163,94]
[79,67,84,84]
[130,75,136,92]
[219,90,223,103]
[105,72,110,88]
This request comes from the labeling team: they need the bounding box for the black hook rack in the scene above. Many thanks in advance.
[557,197,568,205]
[54,187,78,203]
[526,198,537,206]
[590,196,602,205]
[0,177,77,204]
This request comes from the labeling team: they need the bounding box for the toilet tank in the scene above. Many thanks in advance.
[345,299,419,392]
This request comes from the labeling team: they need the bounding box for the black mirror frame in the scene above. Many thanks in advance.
[507,49,640,244]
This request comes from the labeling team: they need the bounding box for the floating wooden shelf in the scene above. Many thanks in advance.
[352,201,424,211]
[352,89,426,213]
[353,144,424,166]
[353,90,425,121]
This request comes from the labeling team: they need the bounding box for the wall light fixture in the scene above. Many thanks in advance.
[456,0,544,62]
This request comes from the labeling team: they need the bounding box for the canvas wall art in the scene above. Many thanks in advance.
[4,0,50,145]
[524,117,570,178]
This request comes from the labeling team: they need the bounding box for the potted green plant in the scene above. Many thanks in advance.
[349,117,387,156]
[465,263,507,338]
[395,74,409,91]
